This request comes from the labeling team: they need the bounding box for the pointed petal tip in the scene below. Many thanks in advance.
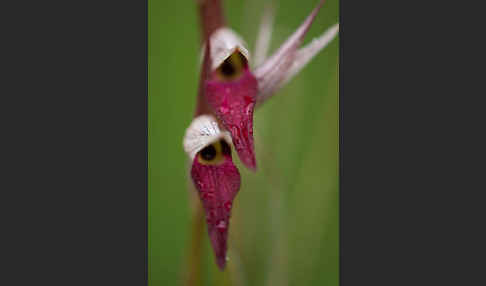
[216,256,227,270]
[190,155,240,271]
[241,160,257,171]
[229,127,257,171]
[208,224,229,271]
[236,149,257,171]
[327,23,340,38]
[240,147,257,171]
[243,155,257,171]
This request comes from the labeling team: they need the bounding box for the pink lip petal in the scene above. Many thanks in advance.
[190,153,241,270]
[205,69,258,170]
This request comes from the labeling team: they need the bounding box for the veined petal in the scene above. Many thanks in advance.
[183,114,241,270]
[253,0,326,105]
[200,30,259,170]
[205,69,258,170]
[190,138,241,270]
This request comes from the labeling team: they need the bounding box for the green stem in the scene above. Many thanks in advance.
[184,2,225,284]
[184,192,205,286]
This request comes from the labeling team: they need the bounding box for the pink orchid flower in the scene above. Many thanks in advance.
[184,0,339,270]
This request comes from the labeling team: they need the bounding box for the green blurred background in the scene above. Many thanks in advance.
[149,0,339,285]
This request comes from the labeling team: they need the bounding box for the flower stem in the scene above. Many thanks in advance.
[184,192,205,286]
[184,2,226,285]
[194,0,226,117]
[186,0,248,283]
[197,0,226,43]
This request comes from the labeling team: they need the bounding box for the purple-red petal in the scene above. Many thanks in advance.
[190,153,241,270]
[205,69,258,170]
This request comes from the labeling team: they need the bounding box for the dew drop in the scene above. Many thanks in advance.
[196,180,204,189]
[246,104,253,115]
[216,220,227,232]
[244,96,253,105]
[207,210,217,223]
[219,105,230,115]
[223,201,232,212]
[201,192,209,200]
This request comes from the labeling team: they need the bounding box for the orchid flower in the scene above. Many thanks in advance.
[183,115,239,269]
[184,0,339,270]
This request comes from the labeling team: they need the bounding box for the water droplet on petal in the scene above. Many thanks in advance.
[246,104,253,115]
[216,220,227,232]
[202,191,215,200]
[206,210,217,224]
[219,105,230,115]
[244,95,253,105]
[223,201,232,212]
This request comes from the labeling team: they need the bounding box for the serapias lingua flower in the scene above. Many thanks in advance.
[183,115,240,270]
[201,0,338,171]
[184,0,339,270]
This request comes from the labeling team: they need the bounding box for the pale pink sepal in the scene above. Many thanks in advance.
[252,0,339,107]
[253,3,275,67]
[276,23,339,91]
